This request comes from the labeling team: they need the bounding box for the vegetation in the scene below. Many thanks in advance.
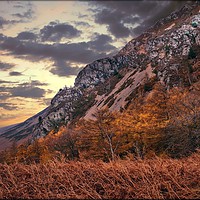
[0,152,199,199]
[1,81,200,164]
[0,80,200,199]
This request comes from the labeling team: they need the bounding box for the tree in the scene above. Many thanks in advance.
[53,129,80,160]
[77,108,120,161]
[115,83,170,158]
[3,141,18,164]
[16,144,28,163]
[26,139,46,163]
[162,85,200,157]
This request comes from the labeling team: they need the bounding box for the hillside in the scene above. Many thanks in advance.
[0,1,199,150]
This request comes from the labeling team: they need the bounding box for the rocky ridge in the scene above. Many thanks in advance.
[0,1,199,148]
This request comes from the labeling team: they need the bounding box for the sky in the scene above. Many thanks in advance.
[0,0,187,127]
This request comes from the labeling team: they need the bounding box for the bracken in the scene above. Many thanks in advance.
[0,151,199,199]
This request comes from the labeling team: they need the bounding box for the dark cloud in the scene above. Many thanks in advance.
[48,33,117,76]
[0,30,118,77]
[52,42,107,63]
[91,1,187,38]
[0,62,15,71]
[0,80,17,84]
[0,17,9,28]
[0,80,48,99]
[16,31,37,41]
[0,37,22,53]
[0,16,21,29]
[12,8,34,19]
[10,86,46,98]
[74,21,90,27]
[0,86,13,92]
[12,1,35,20]
[50,60,82,77]
[0,33,5,41]
[0,93,11,101]
[0,2,35,29]
[88,34,117,53]
[19,80,48,87]
[0,34,109,65]
[95,8,131,38]
[9,71,23,76]
[40,21,81,42]
[0,103,18,111]
[31,80,48,87]
[78,13,88,18]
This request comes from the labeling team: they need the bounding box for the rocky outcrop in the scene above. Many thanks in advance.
[78,3,200,119]
[74,57,124,89]
[35,87,83,137]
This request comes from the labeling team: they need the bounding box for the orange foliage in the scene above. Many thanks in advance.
[0,151,199,199]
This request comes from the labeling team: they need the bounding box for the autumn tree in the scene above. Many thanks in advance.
[77,108,121,161]
[115,83,170,158]
[1,141,19,164]
[24,139,51,164]
[52,128,80,160]
[16,143,29,163]
[162,84,200,157]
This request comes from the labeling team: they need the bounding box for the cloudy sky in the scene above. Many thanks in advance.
[0,1,187,127]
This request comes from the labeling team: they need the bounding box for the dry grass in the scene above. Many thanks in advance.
[0,152,200,199]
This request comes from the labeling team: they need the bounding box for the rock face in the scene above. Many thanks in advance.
[0,1,199,148]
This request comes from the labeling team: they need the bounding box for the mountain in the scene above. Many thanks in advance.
[0,1,199,150]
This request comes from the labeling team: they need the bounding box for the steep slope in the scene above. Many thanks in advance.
[0,1,199,150]
[76,1,200,119]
